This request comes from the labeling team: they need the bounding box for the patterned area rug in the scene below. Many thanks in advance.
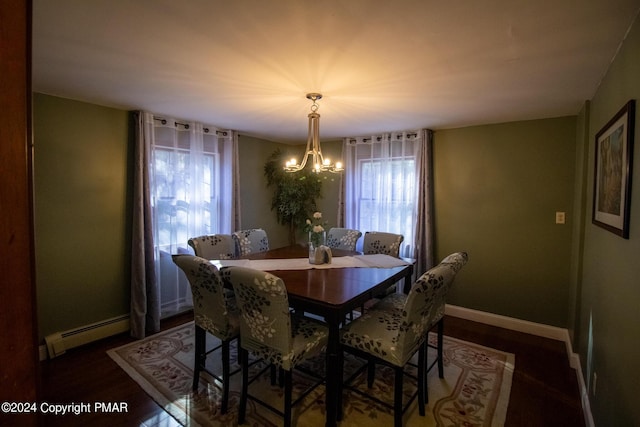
[108,322,514,426]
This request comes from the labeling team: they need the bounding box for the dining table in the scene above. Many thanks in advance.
[229,244,415,427]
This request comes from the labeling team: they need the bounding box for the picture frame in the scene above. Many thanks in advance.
[592,99,635,238]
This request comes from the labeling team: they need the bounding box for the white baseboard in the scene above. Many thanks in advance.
[445,304,594,427]
[570,346,596,427]
[445,304,569,341]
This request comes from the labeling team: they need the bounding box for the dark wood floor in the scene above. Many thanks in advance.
[444,316,585,427]
[34,312,585,427]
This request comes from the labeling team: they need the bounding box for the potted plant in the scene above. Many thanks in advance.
[264,149,323,245]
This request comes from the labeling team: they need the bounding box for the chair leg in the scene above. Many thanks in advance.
[270,364,277,385]
[394,366,404,427]
[192,326,206,391]
[418,344,426,415]
[283,369,293,427]
[437,319,444,378]
[424,341,430,404]
[367,360,376,388]
[337,348,344,421]
[238,348,249,424]
[221,339,231,414]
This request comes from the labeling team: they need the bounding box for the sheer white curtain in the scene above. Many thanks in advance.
[343,130,433,271]
[151,118,236,238]
[131,111,239,338]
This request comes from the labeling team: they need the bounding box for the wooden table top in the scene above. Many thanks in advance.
[243,244,412,308]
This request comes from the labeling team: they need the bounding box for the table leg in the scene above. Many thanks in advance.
[403,267,413,294]
[325,319,340,427]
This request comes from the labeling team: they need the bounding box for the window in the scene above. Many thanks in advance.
[344,132,421,256]
[358,157,416,239]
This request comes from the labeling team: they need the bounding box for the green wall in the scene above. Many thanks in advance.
[236,135,288,247]
[434,117,577,327]
[33,94,131,339]
[578,13,640,425]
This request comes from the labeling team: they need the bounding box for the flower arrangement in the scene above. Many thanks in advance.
[304,211,328,247]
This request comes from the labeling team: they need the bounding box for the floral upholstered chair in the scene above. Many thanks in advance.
[373,252,469,384]
[326,227,362,251]
[362,231,404,257]
[363,231,405,298]
[221,266,328,427]
[171,254,240,414]
[232,228,269,256]
[340,252,468,427]
[188,234,237,259]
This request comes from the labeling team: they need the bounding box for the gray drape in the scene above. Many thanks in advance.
[337,154,346,228]
[414,129,435,275]
[231,132,242,231]
[130,111,160,339]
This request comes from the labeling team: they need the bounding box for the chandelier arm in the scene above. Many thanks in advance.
[296,125,315,170]
[310,111,323,172]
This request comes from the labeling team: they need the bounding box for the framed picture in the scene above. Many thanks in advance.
[592,99,635,238]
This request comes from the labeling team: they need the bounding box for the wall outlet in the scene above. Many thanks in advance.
[555,211,566,224]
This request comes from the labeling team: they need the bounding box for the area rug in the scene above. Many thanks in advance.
[108,322,514,426]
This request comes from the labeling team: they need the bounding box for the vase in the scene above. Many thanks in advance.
[308,231,326,264]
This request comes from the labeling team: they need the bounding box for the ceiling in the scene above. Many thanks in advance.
[33,0,640,143]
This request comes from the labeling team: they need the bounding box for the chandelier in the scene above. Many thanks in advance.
[284,93,343,173]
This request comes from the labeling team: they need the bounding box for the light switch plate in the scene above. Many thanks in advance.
[555,211,565,224]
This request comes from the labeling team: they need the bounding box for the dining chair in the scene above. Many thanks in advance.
[326,228,363,321]
[363,231,405,299]
[221,266,328,427]
[188,234,237,259]
[232,228,270,256]
[340,252,468,427]
[326,227,362,251]
[171,254,240,414]
[373,251,469,398]
[363,231,404,257]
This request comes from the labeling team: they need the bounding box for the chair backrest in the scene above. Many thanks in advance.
[172,254,238,340]
[232,228,270,256]
[393,252,468,362]
[188,234,236,259]
[363,231,404,258]
[440,252,468,266]
[221,266,294,364]
[326,227,362,251]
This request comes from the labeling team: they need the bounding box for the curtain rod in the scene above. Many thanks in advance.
[153,117,228,135]
[348,132,418,143]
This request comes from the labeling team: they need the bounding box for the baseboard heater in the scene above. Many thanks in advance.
[43,314,130,359]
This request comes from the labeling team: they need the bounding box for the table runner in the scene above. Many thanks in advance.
[211,254,411,271]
